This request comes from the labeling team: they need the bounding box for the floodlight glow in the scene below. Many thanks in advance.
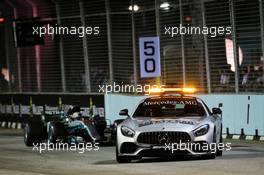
[160,2,170,10]
[128,5,139,12]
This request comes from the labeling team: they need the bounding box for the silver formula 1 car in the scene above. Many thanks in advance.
[116,89,223,163]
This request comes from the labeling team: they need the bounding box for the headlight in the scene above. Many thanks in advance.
[121,126,135,137]
[193,124,209,137]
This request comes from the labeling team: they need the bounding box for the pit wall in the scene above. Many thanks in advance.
[104,94,264,136]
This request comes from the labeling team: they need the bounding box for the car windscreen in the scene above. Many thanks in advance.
[133,98,206,118]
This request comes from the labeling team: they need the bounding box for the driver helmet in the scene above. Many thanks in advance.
[71,112,81,119]
[69,106,82,119]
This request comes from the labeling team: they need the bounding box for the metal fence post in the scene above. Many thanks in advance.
[259,0,264,82]
[52,0,66,92]
[155,0,161,85]
[79,0,91,93]
[230,0,239,93]
[155,0,160,38]
[131,0,138,86]
[17,49,22,92]
[5,0,22,92]
[201,0,211,93]
[179,0,186,86]
[25,0,41,92]
[105,0,114,86]
[4,21,11,92]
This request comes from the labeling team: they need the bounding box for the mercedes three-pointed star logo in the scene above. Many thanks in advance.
[158,132,169,144]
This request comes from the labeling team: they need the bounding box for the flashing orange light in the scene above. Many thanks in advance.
[146,86,196,95]
[147,87,164,94]
[182,87,196,93]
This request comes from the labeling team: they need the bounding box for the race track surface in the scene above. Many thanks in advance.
[0,129,264,175]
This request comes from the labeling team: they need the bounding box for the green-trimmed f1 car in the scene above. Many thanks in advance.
[24,106,107,146]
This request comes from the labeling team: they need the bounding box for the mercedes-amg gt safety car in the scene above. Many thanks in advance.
[116,88,223,163]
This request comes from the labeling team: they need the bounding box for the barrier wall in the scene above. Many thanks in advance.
[1,93,263,136]
[0,94,105,125]
[105,94,264,136]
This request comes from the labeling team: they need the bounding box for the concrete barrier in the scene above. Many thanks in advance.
[105,94,264,136]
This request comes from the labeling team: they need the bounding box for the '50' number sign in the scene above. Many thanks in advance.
[139,37,161,78]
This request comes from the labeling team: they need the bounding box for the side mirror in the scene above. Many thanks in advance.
[113,119,124,127]
[218,103,223,108]
[119,109,129,116]
[212,107,222,115]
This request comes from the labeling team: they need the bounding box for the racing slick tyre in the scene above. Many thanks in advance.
[202,128,217,160]
[203,151,216,159]
[116,146,132,163]
[48,122,66,144]
[217,125,223,156]
[115,138,132,163]
[24,122,45,146]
